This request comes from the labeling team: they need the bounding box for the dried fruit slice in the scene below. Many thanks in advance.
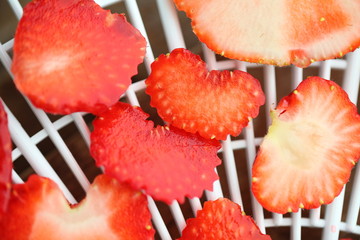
[173,0,360,67]
[90,102,221,204]
[0,174,155,240]
[0,101,12,214]
[145,48,265,140]
[179,198,271,240]
[12,0,146,115]
[252,77,360,214]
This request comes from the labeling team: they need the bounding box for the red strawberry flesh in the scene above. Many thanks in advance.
[90,102,222,204]
[0,101,12,214]
[12,0,146,115]
[0,174,155,239]
[252,77,360,214]
[173,0,360,67]
[145,48,265,140]
[179,198,271,240]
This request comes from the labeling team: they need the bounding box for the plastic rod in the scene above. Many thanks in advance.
[263,65,277,127]
[71,113,91,147]
[205,168,224,201]
[6,0,23,20]
[322,188,345,240]
[188,198,202,217]
[156,0,186,50]
[342,49,360,104]
[4,102,76,204]
[291,65,303,89]
[11,170,23,184]
[28,104,90,191]
[244,121,266,233]
[291,211,302,240]
[169,201,186,234]
[221,136,243,208]
[124,0,155,73]
[147,196,172,240]
[345,163,360,232]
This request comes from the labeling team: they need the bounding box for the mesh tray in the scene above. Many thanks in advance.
[0,0,359,239]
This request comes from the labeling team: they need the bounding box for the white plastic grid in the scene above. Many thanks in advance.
[0,0,359,239]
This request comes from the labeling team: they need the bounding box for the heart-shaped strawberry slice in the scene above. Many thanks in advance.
[145,48,265,140]
[0,101,12,215]
[252,77,360,214]
[0,174,155,239]
[90,102,222,204]
[173,0,360,67]
[179,198,271,240]
[12,0,146,115]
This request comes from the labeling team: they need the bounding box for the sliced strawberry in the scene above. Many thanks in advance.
[173,0,360,67]
[90,102,221,204]
[252,77,360,214]
[179,198,271,240]
[145,48,265,140]
[0,174,155,239]
[12,0,146,115]
[0,101,12,214]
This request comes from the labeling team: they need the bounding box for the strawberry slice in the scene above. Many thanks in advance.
[173,0,360,67]
[179,198,271,240]
[0,101,12,215]
[252,77,360,214]
[90,102,221,204]
[12,0,146,115]
[145,48,265,140]
[0,174,155,239]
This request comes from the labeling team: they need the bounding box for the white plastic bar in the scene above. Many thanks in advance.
[28,104,90,191]
[125,84,141,106]
[263,65,277,127]
[96,0,123,8]
[71,113,91,147]
[6,0,23,20]
[3,102,76,204]
[3,39,14,52]
[11,115,81,161]
[202,44,218,70]
[205,168,224,201]
[322,188,346,240]
[222,136,243,208]
[188,197,202,216]
[0,43,12,76]
[244,121,266,233]
[147,196,172,240]
[291,211,301,240]
[124,0,155,72]
[263,65,283,224]
[346,163,360,232]
[291,65,303,89]
[156,0,186,50]
[342,49,360,104]
[343,49,360,232]
[169,201,186,234]
[319,60,332,80]
[11,170,23,184]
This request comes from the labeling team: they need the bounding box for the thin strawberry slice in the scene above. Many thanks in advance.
[179,198,271,240]
[0,101,12,214]
[252,77,360,214]
[0,174,155,239]
[173,0,360,67]
[90,102,221,204]
[145,48,265,140]
[12,0,146,115]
